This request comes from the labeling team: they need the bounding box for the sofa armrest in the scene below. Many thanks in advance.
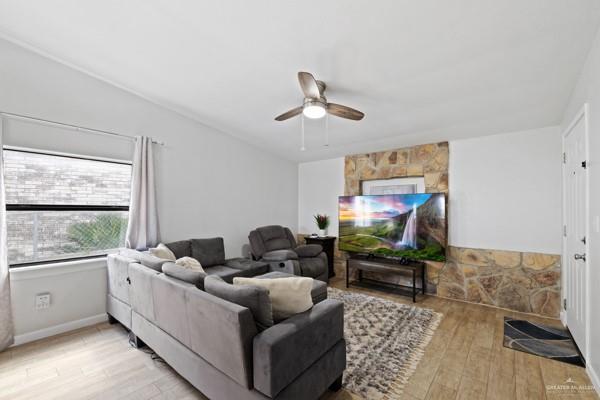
[261,249,299,261]
[294,244,323,258]
[118,248,170,272]
[252,299,344,397]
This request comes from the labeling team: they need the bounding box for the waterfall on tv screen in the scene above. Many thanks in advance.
[398,204,417,249]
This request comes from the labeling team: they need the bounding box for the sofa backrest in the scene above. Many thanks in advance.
[191,238,225,267]
[128,262,257,389]
[248,226,297,258]
[164,238,226,267]
[164,240,191,259]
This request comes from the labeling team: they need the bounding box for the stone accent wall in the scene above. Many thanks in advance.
[344,142,449,196]
[343,142,449,293]
[437,246,561,318]
[339,141,562,318]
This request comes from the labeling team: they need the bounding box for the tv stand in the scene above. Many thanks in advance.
[345,254,426,302]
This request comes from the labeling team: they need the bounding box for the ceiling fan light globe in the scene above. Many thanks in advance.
[303,104,326,119]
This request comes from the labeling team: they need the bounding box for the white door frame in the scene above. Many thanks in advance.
[561,103,590,361]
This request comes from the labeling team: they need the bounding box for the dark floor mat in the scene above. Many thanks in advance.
[503,317,584,367]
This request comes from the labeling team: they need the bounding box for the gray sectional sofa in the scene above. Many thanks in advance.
[106,237,346,400]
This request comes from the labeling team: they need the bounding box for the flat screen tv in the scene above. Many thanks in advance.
[338,193,446,261]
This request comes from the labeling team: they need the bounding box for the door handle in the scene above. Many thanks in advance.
[574,253,586,262]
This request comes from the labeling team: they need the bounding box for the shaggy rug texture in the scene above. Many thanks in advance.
[328,287,442,399]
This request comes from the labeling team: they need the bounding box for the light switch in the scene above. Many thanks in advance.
[595,216,600,234]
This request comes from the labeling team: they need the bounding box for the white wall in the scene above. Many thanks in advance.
[298,158,345,236]
[297,128,563,255]
[448,126,562,254]
[10,260,107,345]
[561,26,600,392]
[0,37,298,339]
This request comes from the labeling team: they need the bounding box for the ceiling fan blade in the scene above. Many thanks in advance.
[327,103,365,121]
[298,71,321,99]
[275,106,303,121]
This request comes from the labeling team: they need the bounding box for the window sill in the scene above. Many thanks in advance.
[9,257,108,281]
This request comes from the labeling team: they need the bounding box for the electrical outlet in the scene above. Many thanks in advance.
[35,293,51,310]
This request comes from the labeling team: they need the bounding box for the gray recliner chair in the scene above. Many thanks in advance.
[249,225,329,283]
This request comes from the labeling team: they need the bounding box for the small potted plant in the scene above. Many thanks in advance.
[314,214,330,237]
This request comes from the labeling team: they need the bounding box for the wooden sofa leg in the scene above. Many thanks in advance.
[128,332,146,349]
[329,375,343,391]
[107,314,119,325]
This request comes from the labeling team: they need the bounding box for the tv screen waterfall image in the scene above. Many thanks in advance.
[338,193,447,261]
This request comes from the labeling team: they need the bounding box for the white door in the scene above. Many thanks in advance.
[563,108,588,358]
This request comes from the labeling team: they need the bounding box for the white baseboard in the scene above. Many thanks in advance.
[12,313,108,347]
[588,363,600,396]
[560,311,567,326]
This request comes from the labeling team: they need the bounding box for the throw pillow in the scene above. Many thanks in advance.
[148,243,176,261]
[204,276,273,330]
[175,256,204,271]
[233,276,313,321]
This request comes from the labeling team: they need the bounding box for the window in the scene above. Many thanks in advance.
[3,148,132,266]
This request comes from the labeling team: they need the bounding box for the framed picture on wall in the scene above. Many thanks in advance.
[361,177,426,195]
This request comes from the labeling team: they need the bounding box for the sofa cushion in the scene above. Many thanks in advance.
[164,240,191,259]
[148,243,176,261]
[205,265,247,283]
[162,262,206,287]
[255,271,327,304]
[205,276,274,330]
[225,258,269,275]
[234,276,313,321]
[191,238,225,267]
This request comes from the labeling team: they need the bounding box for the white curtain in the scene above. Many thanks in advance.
[0,118,14,351]
[125,136,160,250]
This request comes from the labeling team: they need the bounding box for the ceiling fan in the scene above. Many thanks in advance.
[275,72,364,121]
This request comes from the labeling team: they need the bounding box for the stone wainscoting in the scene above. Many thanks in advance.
[437,246,561,318]
[298,235,561,318]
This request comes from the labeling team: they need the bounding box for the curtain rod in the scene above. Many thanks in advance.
[0,111,165,146]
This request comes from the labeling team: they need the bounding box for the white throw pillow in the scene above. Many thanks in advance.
[175,256,204,272]
[233,276,313,320]
[148,243,176,261]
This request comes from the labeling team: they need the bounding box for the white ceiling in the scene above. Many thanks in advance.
[0,1,599,162]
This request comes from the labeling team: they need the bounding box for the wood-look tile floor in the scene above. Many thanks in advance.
[0,276,597,400]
